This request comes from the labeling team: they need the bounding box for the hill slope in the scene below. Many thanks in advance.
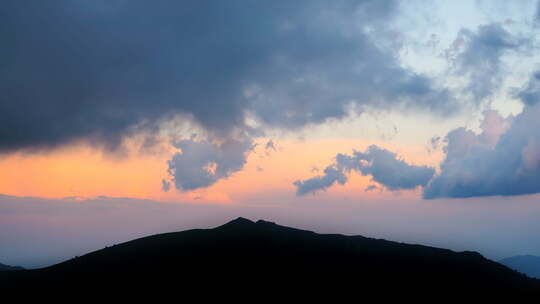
[0,263,23,271]
[500,255,540,279]
[1,218,538,296]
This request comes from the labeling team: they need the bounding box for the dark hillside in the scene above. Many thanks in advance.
[1,218,538,297]
[0,263,23,271]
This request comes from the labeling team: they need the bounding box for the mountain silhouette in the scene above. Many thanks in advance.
[500,255,540,279]
[1,218,538,297]
[0,262,23,271]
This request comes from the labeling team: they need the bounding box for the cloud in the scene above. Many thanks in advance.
[516,71,540,106]
[265,140,277,152]
[450,23,532,101]
[166,136,254,191]
[365,185,379,192]
[294,166,348,196]
[0,0,456,154]
[536,0,540,23]
[423,103,540,199]
[294,145,435,195]
[294,81,540,200]
[428,136,442,153]
[161,180,171,192]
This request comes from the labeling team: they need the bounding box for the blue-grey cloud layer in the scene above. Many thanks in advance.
[517,71,540,106]
[451,23,532,101]
[0,0,454,154]
[536,0,540,22]
[294,145,435,195]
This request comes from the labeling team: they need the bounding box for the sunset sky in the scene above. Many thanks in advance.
[3,0,540,268]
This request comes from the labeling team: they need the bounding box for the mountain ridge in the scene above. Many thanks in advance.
[1,217,538,296]
[0,262,23,271]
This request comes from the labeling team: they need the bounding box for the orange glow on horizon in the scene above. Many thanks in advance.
[0,139,443,203]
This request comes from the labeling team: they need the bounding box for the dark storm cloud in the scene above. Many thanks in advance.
[423,105,540,199]
[1,0,456,154]
[451,23,532,101]
[294,145,435,195]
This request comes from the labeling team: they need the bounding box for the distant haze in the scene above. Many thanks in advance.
[2,194,540,268]
[499,255,540,278]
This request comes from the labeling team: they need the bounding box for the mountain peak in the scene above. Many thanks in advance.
[256,220,279,228]
[2,218,538,294]
[217,217,255,229]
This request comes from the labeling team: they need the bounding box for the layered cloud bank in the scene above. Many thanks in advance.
[0,0,451,153]
[0,0,457,191]
[2,1,540,196]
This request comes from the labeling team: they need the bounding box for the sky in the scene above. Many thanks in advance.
[2,0,540,268]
